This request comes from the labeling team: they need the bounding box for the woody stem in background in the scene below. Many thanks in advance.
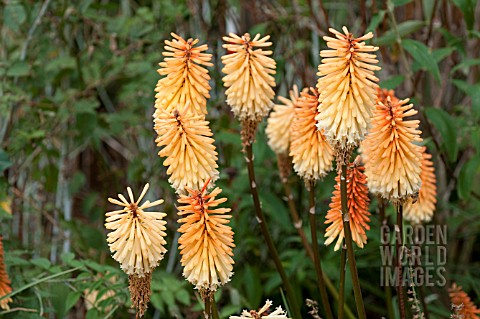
[340,164,366,319]
[308,181,334,319]
[245,143,302,319]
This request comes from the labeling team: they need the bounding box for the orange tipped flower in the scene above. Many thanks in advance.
[154,105,219,194]
[266,85,300,154]
[449,283,480,319]
[404,147,437,224]
[154,33,212,116]
[105,184,167,277]
[230,300,291,319]
[290,88,334,183]
[325,157,371,251]
[316,27,380,154]
[177,180,235,292]
[376,87,399,104]
[364,96,422,201]
[0,237,12,310]
[222,33,276,121]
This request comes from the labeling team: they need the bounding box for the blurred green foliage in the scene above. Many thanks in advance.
[1,0,479,318]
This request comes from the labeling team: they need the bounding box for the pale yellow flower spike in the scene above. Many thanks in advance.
[404,146,437,224]
[154,33,213,116]
[316,27,381,157]
[290,88,334,183]
[266,85,300,154]
[177,179,235,292]
[154,103,219,194]
[105,183,167,277]
[364,96,423,202]
[229,300,291,319]
[222,33,277,121]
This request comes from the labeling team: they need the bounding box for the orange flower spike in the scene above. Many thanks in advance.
[364,96,423,202]
[325,157,371,251]
[290,88,334,183]
[0,237,12,310]
[404,146,437,224]
[177,179,235,292]
[154,33,212,116]
[449,283,480,319]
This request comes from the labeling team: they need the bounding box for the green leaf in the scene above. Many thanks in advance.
[458,155,480,200]
[367,10,386,33]
[393,0,412,6]
[7,61,30,77]
[451,58,480,74]
[375,20,424,46]
[425,108,458,162]
[452,79,480,116]
[403,39,441,83]
[451,0,476,30]
[31,257,51,270]
[0,149,12,172]
[74,99,100,114]
[65,291,81,313]
[380,75,405,90]
[422,0,436,21]
[175,289,190,305]
[61,252,75,265]
[3,3,26,32]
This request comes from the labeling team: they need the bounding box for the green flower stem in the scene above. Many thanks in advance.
[396,204,406,319]
[245,144,302,319]
[308,182,334,319]
[338,244,347,319]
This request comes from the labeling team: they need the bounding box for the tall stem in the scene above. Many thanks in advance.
[282,177,314,261]
[245,144,302,319]
[340,164,366,319]
[378,199,395,319]
[204,295,212,319]
[338,244,347,319]
[396,204,406,319]
[281,169,355,319]
[308,183,334,319]
[212,296,220,319]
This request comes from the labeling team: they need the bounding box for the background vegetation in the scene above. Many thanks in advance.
[1,0,479,318]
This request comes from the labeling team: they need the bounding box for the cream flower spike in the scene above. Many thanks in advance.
[222,33,277,122]
[266,85,300,154]
[229,300,291,319]
[105,183,167,276]
[290,88,334,184]
[154,102,219,194]
[154,33,212,116]
[316,26,380,161]
[364,96,423,202]
[404,146,437,224]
